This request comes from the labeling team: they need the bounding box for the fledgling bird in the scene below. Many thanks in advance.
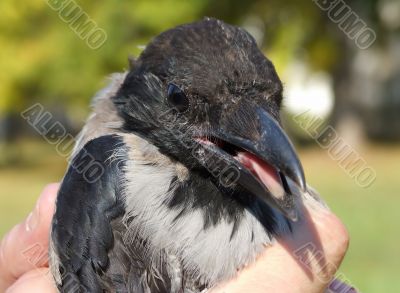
[50,18,327,292]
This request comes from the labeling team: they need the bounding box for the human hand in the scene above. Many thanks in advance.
[211,199,353,293]
[0,184,353,293]
[0,184,59,293]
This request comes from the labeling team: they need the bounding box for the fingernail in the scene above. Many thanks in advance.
[25,203,40,232]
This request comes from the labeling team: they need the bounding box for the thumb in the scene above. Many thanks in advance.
[0,183,59,291]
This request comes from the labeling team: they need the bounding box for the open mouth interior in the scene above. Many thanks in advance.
[196,137,289,199]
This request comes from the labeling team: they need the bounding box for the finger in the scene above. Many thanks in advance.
[280,200,350,282]
[5,268,57,293]
[211,205,349,293]
[277,205,350,292]
[0,183,59,292]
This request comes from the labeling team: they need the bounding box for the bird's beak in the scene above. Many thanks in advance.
[196,107,306,221]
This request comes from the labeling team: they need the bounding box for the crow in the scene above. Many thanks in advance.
[50,18,327,293]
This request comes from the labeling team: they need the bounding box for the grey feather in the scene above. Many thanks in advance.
[50,19,330,293]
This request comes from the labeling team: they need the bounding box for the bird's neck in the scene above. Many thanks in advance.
[121,133,291,286]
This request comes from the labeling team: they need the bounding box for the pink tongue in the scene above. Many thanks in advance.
[235,152,285,199]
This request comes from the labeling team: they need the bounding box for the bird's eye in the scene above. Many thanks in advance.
[167,83,189,112]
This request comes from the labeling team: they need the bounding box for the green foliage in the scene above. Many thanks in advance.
[0,0,342,115]
[0,0,207,113]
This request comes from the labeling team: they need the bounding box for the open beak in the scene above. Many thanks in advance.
[196,107,306,221]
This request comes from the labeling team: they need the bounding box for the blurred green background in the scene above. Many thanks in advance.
[0,0,399,292]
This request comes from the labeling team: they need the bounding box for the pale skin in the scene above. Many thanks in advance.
[0,184,350,293]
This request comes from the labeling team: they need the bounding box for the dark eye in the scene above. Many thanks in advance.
[167,83,189,112]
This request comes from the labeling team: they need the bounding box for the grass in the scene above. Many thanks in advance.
[301,145,400,292]
[0,140,67,235]
[0,140,399,292]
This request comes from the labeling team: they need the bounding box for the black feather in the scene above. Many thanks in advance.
[51,135,127,293]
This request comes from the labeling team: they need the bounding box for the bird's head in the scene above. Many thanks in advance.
[114,18,306,221]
